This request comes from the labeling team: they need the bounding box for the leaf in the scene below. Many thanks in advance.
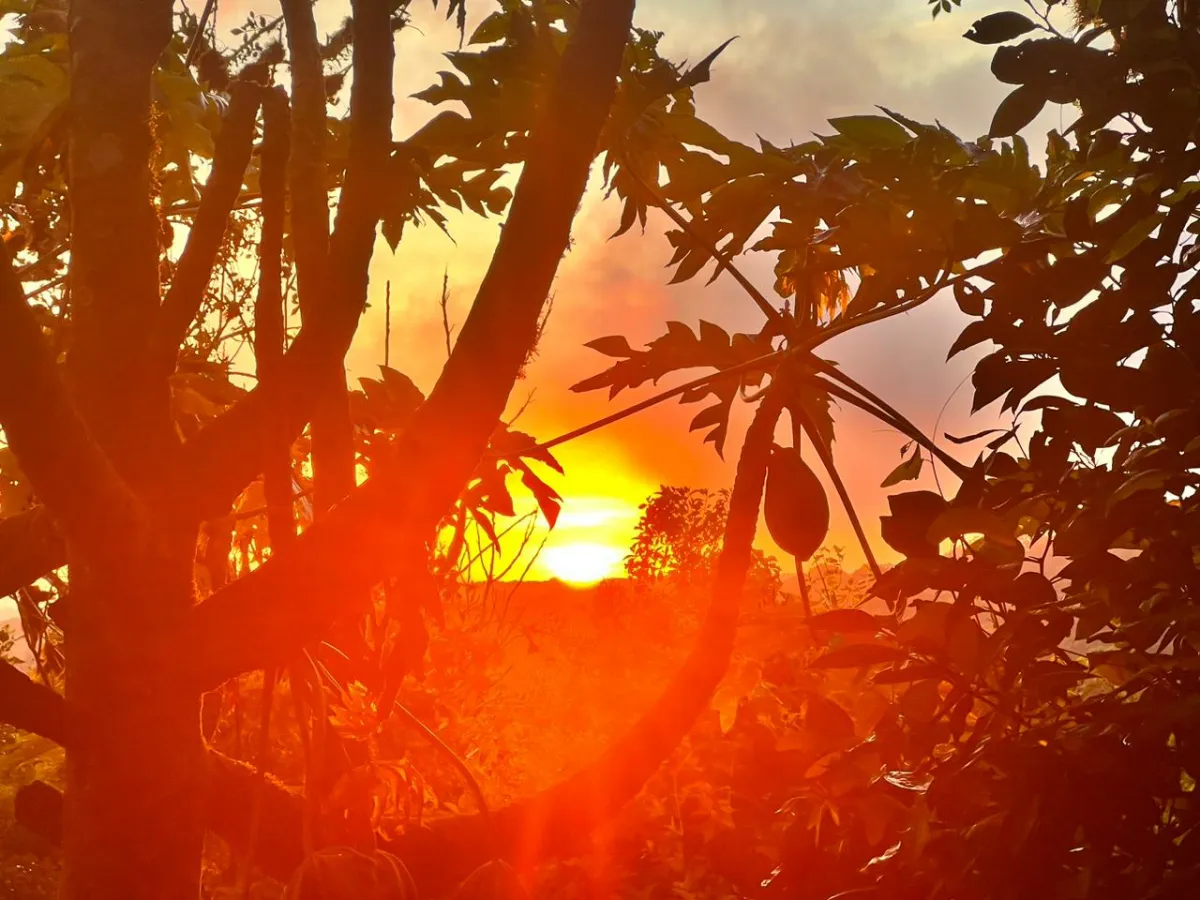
[516,462,562,529]
[584,335,635,358]
[807,609,879,635]
[810,643,907,670]
[679,36,738,90]
[964,12,1038,44]
[688,403,728,433]
[468,10,508,44]
[953,280,985,316]
[881,450,924,487]
[927,507,1019,548]
[880,491,950,559]
[828,114,912,149]
[872,663,945,685]
[947,320,993,359]
[1107,469,1172,509]
[899,679,943,725]
[1106,212,1164,263]
[988,84,1047,139]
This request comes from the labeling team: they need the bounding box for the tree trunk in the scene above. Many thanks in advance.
[64,554,206,900]
[63,1,203,897]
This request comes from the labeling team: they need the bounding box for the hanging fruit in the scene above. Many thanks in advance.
[764,444,830,561]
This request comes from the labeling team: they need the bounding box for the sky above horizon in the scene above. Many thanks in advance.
[217,0,1063,584]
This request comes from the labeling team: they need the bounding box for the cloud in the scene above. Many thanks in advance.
[227,0,1023,571]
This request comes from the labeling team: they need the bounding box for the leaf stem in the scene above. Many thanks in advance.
[628,168,791,332]
[390,699,496,858]
[812,375,970,479]
[504,349,785,459]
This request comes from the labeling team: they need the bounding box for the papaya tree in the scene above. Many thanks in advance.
[554,1,1200,897]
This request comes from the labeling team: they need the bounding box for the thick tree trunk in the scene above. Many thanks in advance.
[63,1,202,898]
[64,560,206,900]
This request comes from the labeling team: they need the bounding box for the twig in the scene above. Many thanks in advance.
[440,270,454,359]
[384,280,391,368]
[185,0,218,67]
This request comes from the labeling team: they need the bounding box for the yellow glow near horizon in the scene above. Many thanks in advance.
[541,542,625,585]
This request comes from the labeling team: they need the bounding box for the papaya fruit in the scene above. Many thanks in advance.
[764,444,830,561]
[283,846,417,900]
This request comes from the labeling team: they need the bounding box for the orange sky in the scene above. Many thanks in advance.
[218,2,1053,585]
[321,0,1038,582]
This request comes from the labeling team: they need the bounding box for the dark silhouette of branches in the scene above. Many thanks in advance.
[155,79,264,369]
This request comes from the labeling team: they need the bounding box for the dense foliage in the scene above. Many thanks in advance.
[5,0,1200,898]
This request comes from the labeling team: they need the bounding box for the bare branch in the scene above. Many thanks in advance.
[166,0,395,521]
[155,80,265,369]
[255,86,297,554]
[253,88,291,390]
[176,0,637,687]
[309,0,397,513]
[280,0,330,310]
[0,245,144,543]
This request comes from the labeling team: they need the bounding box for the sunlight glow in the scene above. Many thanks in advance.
[541,542,625,585]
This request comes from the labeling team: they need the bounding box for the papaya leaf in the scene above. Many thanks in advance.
[828,114,912,149]
[881,449,924,488]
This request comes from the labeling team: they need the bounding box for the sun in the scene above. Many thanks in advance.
[541,542,624,586]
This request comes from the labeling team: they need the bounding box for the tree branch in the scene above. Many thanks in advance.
[0,245,144,544]
[308,0,397,515]
[0,507,65,599]
[279,0,330,312]
[155,80,265,370]
[175,0,636,688]
[255,86,296,550]
[17,383,781,898]
[165,0,394,522]
[0,658,66,745]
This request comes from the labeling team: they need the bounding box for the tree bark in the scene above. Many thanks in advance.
[66,0,176,478]
[62,3,204,898]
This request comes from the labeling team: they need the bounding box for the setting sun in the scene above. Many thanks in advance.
[541,542,625,585]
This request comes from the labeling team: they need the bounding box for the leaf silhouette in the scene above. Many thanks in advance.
[807,609,879,635]
[810,644,907,670]
[988,84,1046,138]
[964,12,1038,44]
